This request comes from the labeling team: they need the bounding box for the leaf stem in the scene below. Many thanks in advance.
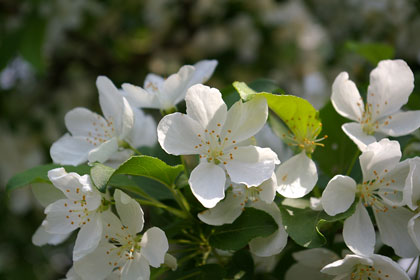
[345,149,361,176]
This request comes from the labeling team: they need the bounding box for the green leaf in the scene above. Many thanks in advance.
[165,264,225,280]
[346,41,394,65]
[6,164,91,192]
[226,249,254,280]
[280,200,357,248]
[233,81,258,101]
[110,155,184,188]
[19,16,46,72]
[90,163,115,191]
[209,208,278,251]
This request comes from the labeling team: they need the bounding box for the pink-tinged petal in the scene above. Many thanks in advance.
[321,254,372,276]
[341,122,376,152]
[73,214,103,261]
[359,138,401,182]
[378,110,420,137]
[404,157,420,210]
[121,83,160,109]
[259,173,277,203]
[375,206,420,258]
[65,107,107,137]
[276,152,317,199]
[221,96,268,146]
[331,72,364,122]
[157,113,203,155]
[96,76,134,138]
[88,137,119,163]
[50,134,93,166]
[162,65,195,108]
[114,189,144,235]
[321,175,356,216]
[225,146,279,187]
[127,107,157,148]
[370,254,410,280]
[343,202,375,256]
[188,59,218,86]
[197,189,244,225]
[189,162,226,208]
[367,59,414,119]
[408,212,420,251]
[185,84,227,133]
[140,227,168,268]
[32,223,70,246]
[121,253,150,280]
[249,202,288,257]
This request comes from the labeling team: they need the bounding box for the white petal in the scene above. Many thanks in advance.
[276,152,317,199]
[164,253,178,271]
[73,214,103,261]
[375,206,420,258]
[161,65,195,108]
[140,227,168,268]
[44,199,81,234]
[378,110,420,137]
[121,83,160,109]
[367,59,414,118]
[127,107,157,148]
[404,157,420,210]
[343,202,375,256]
[331,72,364,121]
[97,76,134,138]
[157,113,203,155]
[189,162,226,208]
[74,243,117,280]
[31,182,66,208]
[121,253,150,280]
[408,212,420,251]
[359,138,401,182]
[221,96,268,145]
[32,223,70,246]
[197,189,244,225]
[259,173,277,203]
[226,146,279,187]
[185,84,227,132]
[292,248,339,269]
[50,134,93,166]
[341,122,376,152]
[378,160,409,207]
[321,175,356,216]
[188,59,218,86]
[88,137,119,163]
[309,197,323,211]
[143,73,164,95]
[249,202,288,257]
[64,267,82,280]
[370,254,410,280]
[65,107,109,137]
[285,263,333,280]
[114,189,144,235]
[321,254,372,276]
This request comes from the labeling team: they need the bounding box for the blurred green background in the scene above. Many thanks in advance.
[1,0,420,279]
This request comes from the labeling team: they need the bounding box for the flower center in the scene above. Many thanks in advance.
[360,100,392,135]
[351,264,390,280]
[232,185,263,209]
[194,124,238,165]
[86,115,116,146]
[282,118,327,154]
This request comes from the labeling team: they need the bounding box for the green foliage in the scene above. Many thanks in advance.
[19,15,46,72]
[225,249,254,280]
[209,207,278,251]
[165,264,225,280]
[280,200,357,248]
[345,41,395,65]
[5,164,90,192]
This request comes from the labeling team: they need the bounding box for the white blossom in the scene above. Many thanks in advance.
[331,59,420,151]
[157,84,279,208]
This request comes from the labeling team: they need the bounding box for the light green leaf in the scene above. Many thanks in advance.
[109,155,184,188]
[280,200,357,248]
[6,164,91,193]
[209,208,278,251]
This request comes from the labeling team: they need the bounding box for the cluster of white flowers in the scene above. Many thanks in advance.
[27,58,420,279]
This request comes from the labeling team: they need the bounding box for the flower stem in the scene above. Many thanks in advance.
[345,149,361,176]
[406,257,417,273]
[415,257,420,280]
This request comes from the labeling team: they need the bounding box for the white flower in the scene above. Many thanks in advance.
[42,167,105,261]
[331,59,420,151]
[321,139,419,257]
[157,84,279,208]
[50,76,156,166]
[122,60,218,111]
[404,157,420,210]
[74,189,169,280]
[285,248,339,280]
[198,175,288,257]
[321,253,410,280]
